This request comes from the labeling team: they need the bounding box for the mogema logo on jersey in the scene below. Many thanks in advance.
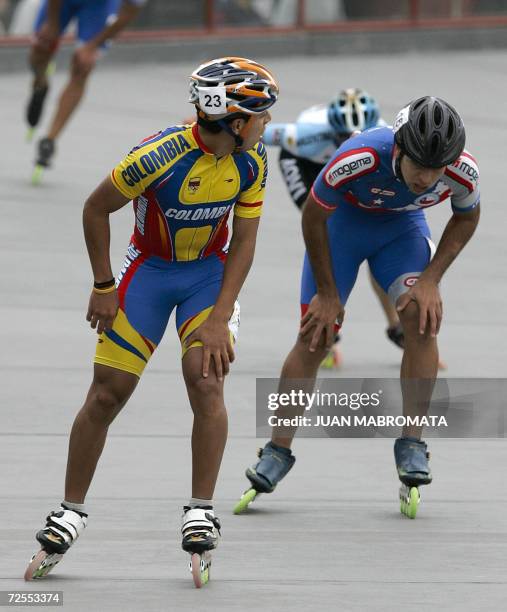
[452,158,479,184]
[326,151,376,187]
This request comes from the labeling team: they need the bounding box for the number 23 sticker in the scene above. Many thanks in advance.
[198,86,227,115]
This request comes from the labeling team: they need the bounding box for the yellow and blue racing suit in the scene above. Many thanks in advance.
[95,123,267,376]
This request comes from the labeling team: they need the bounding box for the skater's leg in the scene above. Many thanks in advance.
[26,364,138,579]
[29,41,55,89]
[397,300,438,439]
[180,345,224,556]
[369,225,438,439]
[65,364,138,503]
[369,266,446,368]
[29,0,67,87]
[368,267,400,329]
[271,334,327,449]
[26,38,56,131]
[238,210,362,503]
[182,348,227,500]
[70,246,176,505]
[42,0,111,141]
[272,241,360,448]
[46,59,94,141]
[26,1,74,130]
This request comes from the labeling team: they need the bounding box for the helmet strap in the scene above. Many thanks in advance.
[196,107,250,151]
[394,150,407,185]
[232,115,256,152]
[196,111,222,134]
[217,118,245,150]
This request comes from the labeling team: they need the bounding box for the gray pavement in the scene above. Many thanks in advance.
[1,51,507,611]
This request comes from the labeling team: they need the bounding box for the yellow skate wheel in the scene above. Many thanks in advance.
[46,61,56,77]
[399,485,420,519]
[233,488,257,514]
[320,346,342,370]
[31,165,44,185]
[320,352,335,369]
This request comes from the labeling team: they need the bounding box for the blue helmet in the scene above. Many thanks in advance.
[327,88,380,136]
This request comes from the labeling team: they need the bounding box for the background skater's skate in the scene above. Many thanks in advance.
[233,441,295,514]
[394,437,432,519]
[31,137,55,185]
[181,507,221,588]
[24,505,87,580]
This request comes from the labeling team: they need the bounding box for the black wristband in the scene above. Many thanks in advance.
[94,278,115,289]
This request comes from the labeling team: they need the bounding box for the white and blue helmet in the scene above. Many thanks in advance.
[327,88,380,136]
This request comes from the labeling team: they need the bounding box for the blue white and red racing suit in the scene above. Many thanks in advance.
[301,126,480,311]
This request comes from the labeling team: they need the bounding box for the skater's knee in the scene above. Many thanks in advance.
[31,41,55,62]
[398,303,438,346]
[397,299,418,322]
[186,374,223,402]
[86,387,122,424]
[397,301,425,339]
[70,52,95,80]
[294,335,328,364]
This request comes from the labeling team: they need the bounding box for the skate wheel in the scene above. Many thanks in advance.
[190,553,202,588]
[31,165,44,185]
[320,346,342,370]
[233,488,257,514]
[46,61,56,77]
[24,550,47,581]
[190,553,210,588]
[24,549,62,581]
[399,485,420,519]
[26,127,35,143]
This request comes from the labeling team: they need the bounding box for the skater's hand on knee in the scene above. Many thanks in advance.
[300,293,344,352]
[397,280,442,337]
[185,318,234,380]
[87,291,119,335]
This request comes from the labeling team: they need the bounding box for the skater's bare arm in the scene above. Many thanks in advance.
[397,206,480,336]
[186,216,260,380]
[83,177,130,334]
[420,206,480,285]
[213,215,259,323]
[300,194,343,351]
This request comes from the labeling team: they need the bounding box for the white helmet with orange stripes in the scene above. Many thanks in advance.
[189,56,279,118]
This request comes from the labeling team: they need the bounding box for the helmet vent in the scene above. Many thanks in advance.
[418,112,427,136]
[430,133,441,156]
[433,104,443,127]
